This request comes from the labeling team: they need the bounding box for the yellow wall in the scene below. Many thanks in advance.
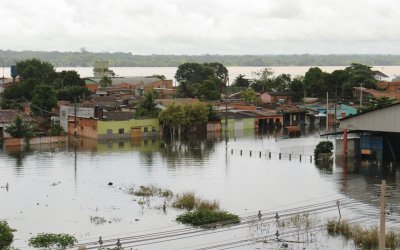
[97,119,160,135]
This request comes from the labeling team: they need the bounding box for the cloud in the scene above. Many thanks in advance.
[0,0,399,54]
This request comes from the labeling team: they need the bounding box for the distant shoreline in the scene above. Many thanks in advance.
[2,50,400,67]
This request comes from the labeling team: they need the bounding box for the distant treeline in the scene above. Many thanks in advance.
[1,50,400,67]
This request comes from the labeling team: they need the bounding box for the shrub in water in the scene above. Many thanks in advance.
[29,233,77,249]
[0,221,14,249]
[176,210,240,228]
[314,141,333,158]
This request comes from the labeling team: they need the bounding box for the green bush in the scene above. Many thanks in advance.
[314,141,333,158]
[29,233,77,249]
[0,221,14,249]
[176,210,240,228]
[49,124,65,136]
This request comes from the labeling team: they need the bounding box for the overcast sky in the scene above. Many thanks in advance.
[1,0,400,54]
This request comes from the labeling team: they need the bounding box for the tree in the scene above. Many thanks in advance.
[175,62,228,99]
[250,68,274,92]
[182,103,209,131]
[206,103,220,122]
[31,84,57,116]
[342,63,377,98]
[242,87,257,104]
[362,96,397,112]
[16,58,57,84]
[135,90,160,118]
[331,70,349,96]
[99,76,112,87]
[232,74,250,88]
[5,115,35,138]
[290,77,304,101]
[57,85,90,102]
[197,77,222,100]
[57,70,85,87]
[204,62,229,83]
[0,221,14,249]
[159,103,184,137]
[273,74,291,92]
[303,67,325,97]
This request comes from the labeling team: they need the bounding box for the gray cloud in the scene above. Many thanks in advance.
[0,0,399,54]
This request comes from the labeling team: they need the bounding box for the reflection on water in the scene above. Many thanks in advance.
[1,131,399,249]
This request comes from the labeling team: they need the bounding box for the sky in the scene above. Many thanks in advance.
[1,0,400,55]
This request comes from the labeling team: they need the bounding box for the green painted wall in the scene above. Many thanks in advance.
[221,118,255,131]
[97,118,160,135]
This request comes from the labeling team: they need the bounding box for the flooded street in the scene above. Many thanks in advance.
[1,131,399,249]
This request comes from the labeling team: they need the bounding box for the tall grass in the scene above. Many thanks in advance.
[326,219,399,249]
[172,192,220,211]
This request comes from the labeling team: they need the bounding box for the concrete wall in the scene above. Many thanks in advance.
[4,136,67,147]
[221,118,255,131]
[68,117,98,139]
[97,118,160,139]
[60,105,94,131]
[340,104,400,133]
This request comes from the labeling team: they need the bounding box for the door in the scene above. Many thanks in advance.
[130,127,142,138]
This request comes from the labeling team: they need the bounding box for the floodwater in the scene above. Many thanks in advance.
[2,66,400,82]
[1,130,399,249]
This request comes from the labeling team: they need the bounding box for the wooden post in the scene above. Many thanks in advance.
[379,180,386,250]
[269,152,271,159]
[279,153,281,160]
[299,155,302,162]
[240,150,242,156]
[343,128,348,157]
[289,154,291,161]
[231,149,233,154]
[259,151,262,158]
[250,151,252,157]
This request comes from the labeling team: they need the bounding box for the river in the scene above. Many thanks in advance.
[2,66,400,82]
[1,130,399,249]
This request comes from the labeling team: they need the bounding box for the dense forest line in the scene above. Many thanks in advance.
[1,50,400,67]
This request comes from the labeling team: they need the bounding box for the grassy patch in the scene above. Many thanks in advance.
[172,192,220,211]
[129,185,173,199]
[90,216,107,225]
[326,219,399,249]
[176,210,240,228]
[172,192,196,210]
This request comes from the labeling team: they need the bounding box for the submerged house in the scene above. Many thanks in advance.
[68,111,160,140]
[339,102,400,161]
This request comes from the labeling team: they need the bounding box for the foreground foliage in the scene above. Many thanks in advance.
[29,233,77,249]
[0,221,14,249]
[176,210,240,228]
[327,220,399,249]
[5,116,35,139]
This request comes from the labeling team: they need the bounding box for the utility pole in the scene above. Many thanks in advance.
[225,79,228,140]
[74,97,77,139]
[326,91,329,134]
[379,179,386,250]
[359,83,364,108]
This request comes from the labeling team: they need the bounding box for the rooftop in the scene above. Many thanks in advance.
[0,110,32,124]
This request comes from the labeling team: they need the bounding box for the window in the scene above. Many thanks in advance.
[152,127,156,132]
[107,129,113,135]
[144,127,148,132]
[118,128,124,134]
